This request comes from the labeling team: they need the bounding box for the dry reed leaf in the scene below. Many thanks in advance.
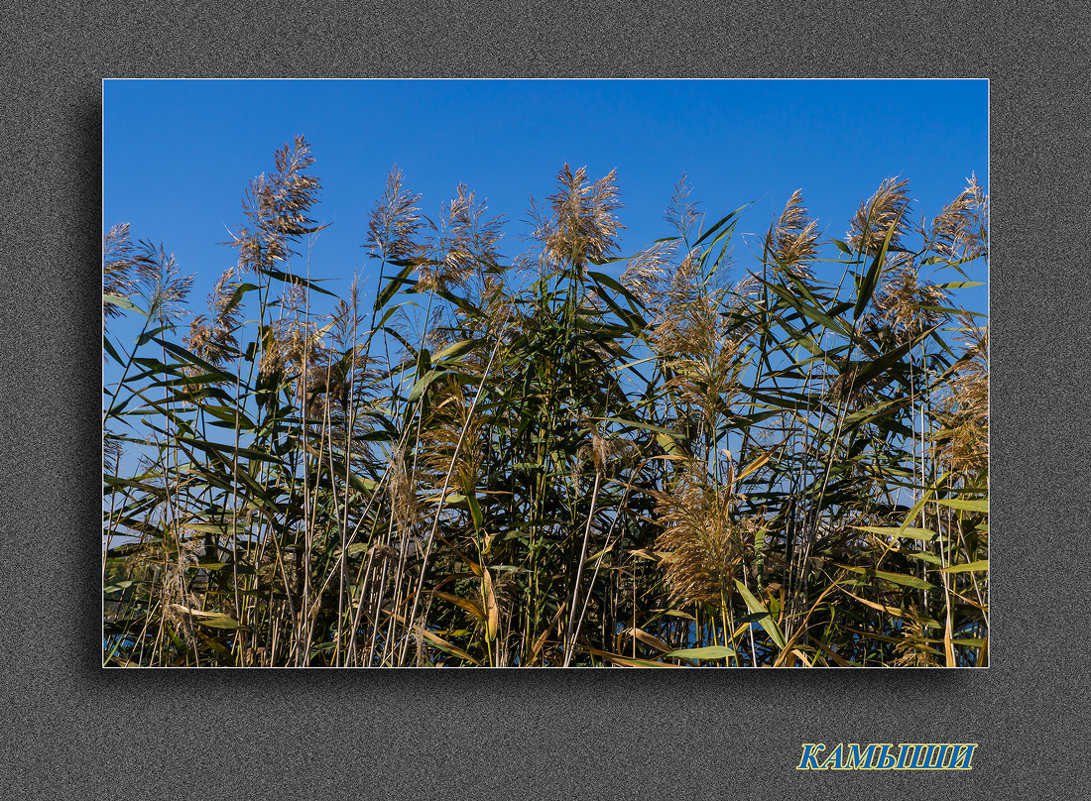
[431,590,486,622]
[581,644,684,668]
[624,626,673,653]
[528,605,566,666]
[483,568,500,643]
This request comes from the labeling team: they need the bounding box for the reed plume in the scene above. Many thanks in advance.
[848,177,911,256]
[417,184,505,292]
[366,165,424,263]
[186,267,243,369]
[652,465,753,608]
[130,241,194,328]
[934,318,989,478]
[873,255,949,343]
[927,173,989,261]
[530,164,624,269]
[103,223,136,325]
[765,189,819,277]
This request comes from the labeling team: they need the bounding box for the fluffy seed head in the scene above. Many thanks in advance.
[664,173,703,241]
[103,223,136,325]
[417,184,505,292]
[934,319,988,478]
[621,239,677,308]
[366,165,424,263]
[848,177,911,256]
[134,241,194,327]
[765,189,819,278]
[186,267,243,369]
[873,256,949,342]
[531,165,624,269]
[928,173,988,261]
[652,465,753,608]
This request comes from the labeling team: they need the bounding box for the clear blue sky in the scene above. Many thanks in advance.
[104,78,988,318]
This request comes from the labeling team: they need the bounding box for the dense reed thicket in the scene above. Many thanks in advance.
[103,137,988,666]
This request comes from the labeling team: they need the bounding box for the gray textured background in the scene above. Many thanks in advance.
[3,2,1089,798]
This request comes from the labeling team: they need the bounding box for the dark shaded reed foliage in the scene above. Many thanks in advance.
[103,138,988,667]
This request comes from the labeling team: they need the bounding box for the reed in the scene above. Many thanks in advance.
[103,140,988,667]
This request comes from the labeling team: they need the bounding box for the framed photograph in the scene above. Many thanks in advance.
[103,79,988,669]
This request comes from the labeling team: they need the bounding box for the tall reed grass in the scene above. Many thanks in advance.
[103,138,988,667]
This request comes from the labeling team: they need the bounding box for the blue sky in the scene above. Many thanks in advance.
[104,78,988,322]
